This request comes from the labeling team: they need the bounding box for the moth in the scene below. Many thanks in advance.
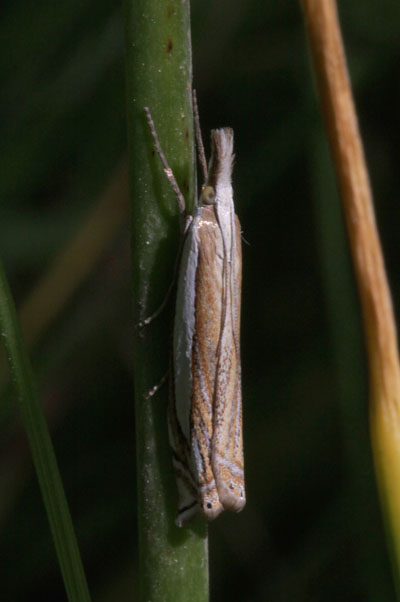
[145,100,245,526]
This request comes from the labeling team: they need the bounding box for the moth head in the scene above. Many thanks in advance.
[200,185,216,205]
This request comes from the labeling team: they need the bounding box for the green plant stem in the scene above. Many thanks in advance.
[124,1,209,601]
[0,260,91,602]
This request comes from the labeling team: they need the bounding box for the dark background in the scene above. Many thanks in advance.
[1,0,400,600]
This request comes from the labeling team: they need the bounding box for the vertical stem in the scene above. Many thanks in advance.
[124,1,209,601]
[300,0,400,594]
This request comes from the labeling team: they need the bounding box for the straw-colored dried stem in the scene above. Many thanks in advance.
[301,0,400,588]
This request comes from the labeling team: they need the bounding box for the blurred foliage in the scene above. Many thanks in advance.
[1,0,400,600]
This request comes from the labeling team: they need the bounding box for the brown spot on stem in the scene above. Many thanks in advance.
[167,39,173,54]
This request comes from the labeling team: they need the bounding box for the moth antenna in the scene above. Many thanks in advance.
[144,107,186,218]
[192,90,208,183]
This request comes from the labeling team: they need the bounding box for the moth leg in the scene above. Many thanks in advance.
[143,370,169,400]
[168,369,200,526]
[137,278,176,328]
[136,213,194,329]
[144,107,186,220]
[183,214,193,234]
[137,108,193,329]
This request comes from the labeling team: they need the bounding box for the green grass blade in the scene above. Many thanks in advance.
[0,259,91,602]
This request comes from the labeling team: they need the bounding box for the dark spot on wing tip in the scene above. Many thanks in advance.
[167,39,173,53]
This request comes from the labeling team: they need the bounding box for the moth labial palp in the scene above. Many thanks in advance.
[144,104,245,527]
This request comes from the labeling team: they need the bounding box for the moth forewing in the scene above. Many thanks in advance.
[171,207,224,524]
[208,129,245,513]
[171,126,245,525]
[170,214,202,526]
[190,205,225,521]
[212,213,245,512]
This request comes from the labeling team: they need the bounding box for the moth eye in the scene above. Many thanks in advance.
[206,502,213,509]
[201,185,216,205]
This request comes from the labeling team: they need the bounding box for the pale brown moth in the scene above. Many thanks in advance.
[145,100,245,526]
